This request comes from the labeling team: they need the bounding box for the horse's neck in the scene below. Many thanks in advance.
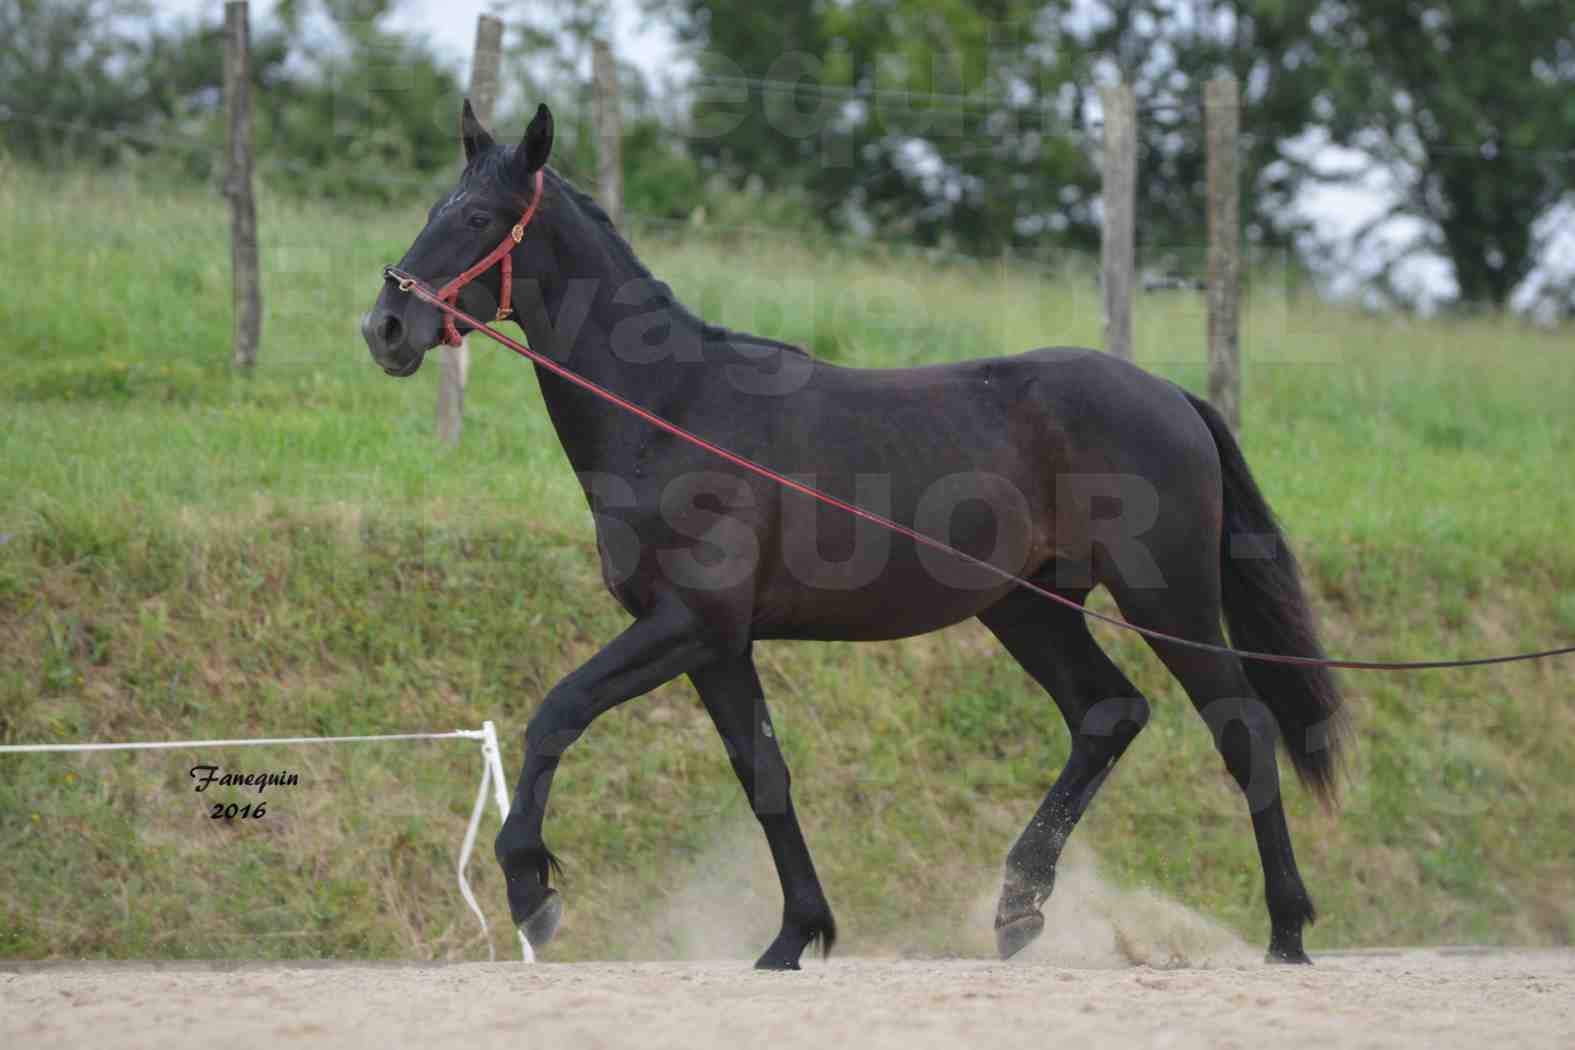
[514,198,709,475]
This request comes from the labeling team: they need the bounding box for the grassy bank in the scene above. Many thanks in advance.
[2,164,1573,962]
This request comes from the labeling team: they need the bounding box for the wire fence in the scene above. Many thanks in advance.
[7,11,1569,388]
[0,102,1203,266]
[0,103,1084,277]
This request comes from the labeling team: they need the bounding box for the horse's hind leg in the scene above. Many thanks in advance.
[689,651,836,970]
[978,584,1151,960]
[1108,579,1316,964]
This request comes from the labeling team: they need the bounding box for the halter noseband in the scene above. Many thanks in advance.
[395,168,546,348]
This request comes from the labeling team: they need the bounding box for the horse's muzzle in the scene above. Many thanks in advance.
[361,309,426,377]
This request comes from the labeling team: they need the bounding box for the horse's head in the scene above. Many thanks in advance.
[362,101,555,377]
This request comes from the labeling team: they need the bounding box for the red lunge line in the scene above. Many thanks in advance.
[382,266,1575,673]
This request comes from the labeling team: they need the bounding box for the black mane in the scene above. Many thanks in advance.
[536,161,813,360]
[544,167,649,278]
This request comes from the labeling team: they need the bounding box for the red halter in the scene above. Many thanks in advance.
[424,168,546,348]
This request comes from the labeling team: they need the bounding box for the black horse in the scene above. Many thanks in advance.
[362,102,1345,969]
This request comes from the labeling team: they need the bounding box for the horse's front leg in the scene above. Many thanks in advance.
[495,596,720,949]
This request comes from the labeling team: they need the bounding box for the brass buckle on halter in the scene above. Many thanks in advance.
[495,307,513,321]
[511,224,525,244]
[383,266,417,294]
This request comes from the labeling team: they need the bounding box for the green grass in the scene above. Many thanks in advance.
[2,162,1573,962]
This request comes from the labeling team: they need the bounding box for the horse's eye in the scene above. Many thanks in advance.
[466,214,490,230]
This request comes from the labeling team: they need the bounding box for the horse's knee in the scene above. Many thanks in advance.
[1078,695,1150,759]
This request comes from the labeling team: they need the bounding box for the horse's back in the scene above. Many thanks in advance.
[798,344,1218,481]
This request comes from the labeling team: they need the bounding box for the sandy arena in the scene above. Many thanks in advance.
[4,949,1573,1050]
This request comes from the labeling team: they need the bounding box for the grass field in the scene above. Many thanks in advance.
[2,161,1573,962]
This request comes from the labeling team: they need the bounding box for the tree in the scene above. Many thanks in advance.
[993,0,1573,306]
[256,0,465,201]
[651,0,1103,257]
[0,0,258,165]
[651,0,1573,308]
[1306,1,1575,308]
[1057,0,1333,264]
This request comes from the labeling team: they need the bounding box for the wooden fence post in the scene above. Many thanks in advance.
[1205,75,1241,432]
[592,38,623,229]
[437,14,505,446]
[223,0,260,370]
[1100,82,1136,361]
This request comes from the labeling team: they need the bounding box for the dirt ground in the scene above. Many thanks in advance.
[4,949,1573,1050]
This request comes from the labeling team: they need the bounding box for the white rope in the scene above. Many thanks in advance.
[456,744,498,962]
[0,724,530,962]
[0,730,485,753]
[480,721,535,963]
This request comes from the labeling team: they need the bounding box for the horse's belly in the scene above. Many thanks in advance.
[754,576,1023,642]
[753,497,1057,640]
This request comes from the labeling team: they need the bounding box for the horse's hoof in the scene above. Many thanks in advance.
[519,888,563,949]
[995,911,1045,960]
[753,955,801,972]
[1266,944,1312,965]
[753,930,809,971]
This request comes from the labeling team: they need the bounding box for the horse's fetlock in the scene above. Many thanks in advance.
[1274,883,1317,928]
[1001,852,1056,905]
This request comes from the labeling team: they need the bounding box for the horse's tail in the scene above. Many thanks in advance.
[1186,393,1347,807]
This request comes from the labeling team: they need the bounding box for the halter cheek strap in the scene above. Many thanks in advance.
[429,168,546,348]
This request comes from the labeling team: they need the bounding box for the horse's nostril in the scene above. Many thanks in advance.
[379,315,404,347]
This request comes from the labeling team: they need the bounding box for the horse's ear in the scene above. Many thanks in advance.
[460,98,495,163]
[514,103,554,180]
